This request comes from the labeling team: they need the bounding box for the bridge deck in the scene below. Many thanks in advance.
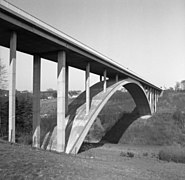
[0,0,162,92]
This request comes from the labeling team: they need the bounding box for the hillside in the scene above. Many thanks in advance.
[40,89,185,147]
[91,90,185,146]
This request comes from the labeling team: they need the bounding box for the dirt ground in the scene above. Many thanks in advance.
[0,140,185,180]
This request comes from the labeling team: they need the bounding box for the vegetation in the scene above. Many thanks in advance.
[0,92,33,142]
[118,90,185,147]
[0,89,79,143]
[159,146,185,163]
[1,84,185,165]
[0,59,7,89]
[120,151,134,158]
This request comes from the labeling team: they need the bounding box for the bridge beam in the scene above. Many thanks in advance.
[32,55,41,148]
[8,31,17,143]
[86,63,90,115]
[57,50,66,152]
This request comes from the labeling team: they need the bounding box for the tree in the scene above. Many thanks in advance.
[52,91,57,98]
[174,82,180,91]
[0,58,7,90]
[0,59,7,136]
[180,80,185,91]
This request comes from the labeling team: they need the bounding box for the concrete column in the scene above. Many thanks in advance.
[103,70,107,93]
[65,65,69,114]
[154,90,157,112]
[149,88,152,108]
[57,50,66,152]
[147,87,150,100]
[8,32,17,143]
[86,63,90,115]
[116,74,119,83]
[152,89,154,113]
[100,75,102,82]
[145,87,148,99]
[32,55,41,148]
[156,92,159,102]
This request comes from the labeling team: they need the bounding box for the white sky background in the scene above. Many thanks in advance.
[0,0,185,91]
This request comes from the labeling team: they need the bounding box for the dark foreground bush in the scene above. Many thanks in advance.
[16,133,32,145]
[120,151,134,158]
[158,146,185,163]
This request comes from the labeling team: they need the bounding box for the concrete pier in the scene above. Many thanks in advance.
[32,55,41,148]
[8,32,17,143]
[86,63,90,115]
[57,51,66,152]
[103,70,107,92]
[65,65,69,114]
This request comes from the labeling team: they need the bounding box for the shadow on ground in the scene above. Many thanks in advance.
[79,108,140,153]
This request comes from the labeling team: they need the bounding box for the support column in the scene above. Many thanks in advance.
[65,65,69,114]
[100,75,102,82]
[57,51,66,152]
[32,55,41,148]
[156,92,159,102]
[103,70,107,93]
[149,88,152,108]
[154,90,157,112]
[116,74,119,83]
[8,32,17,143]
[86,63,90,115]
[147,87,149,100]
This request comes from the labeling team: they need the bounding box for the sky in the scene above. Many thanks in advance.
[0,0,185,91]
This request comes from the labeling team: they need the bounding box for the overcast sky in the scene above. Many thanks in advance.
[0,0,185,91]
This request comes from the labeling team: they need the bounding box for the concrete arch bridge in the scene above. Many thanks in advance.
[0,1,162,154]
[42,78,156,154]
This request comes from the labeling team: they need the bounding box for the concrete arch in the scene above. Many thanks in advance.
[65,78,151,154]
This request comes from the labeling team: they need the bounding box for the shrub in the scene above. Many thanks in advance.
[120,151,134,158]
[16,133,32,145]
[158,146,185,163]
[173,110,185,128]
[143,152,148,157]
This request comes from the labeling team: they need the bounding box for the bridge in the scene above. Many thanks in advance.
[0,1,162,154]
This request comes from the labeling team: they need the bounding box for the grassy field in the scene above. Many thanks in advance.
[1,139,185,180]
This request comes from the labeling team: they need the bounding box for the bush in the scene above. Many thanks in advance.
[158,146,185,163]
[16,133,32,145]
[120,151,134,158]
[173,110,185,128]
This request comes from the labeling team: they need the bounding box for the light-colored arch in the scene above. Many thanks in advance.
[65,78,151,154]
